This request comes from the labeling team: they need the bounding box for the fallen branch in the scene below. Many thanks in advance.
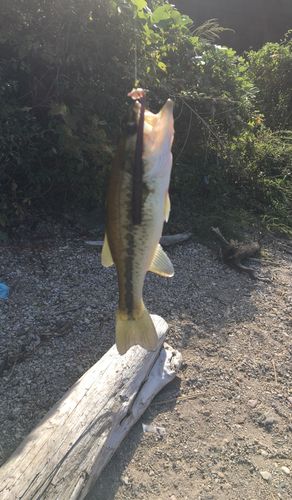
[0,315,182,500]
[85,232,192,248]
[211,227,270,282]
[159,232,192,247]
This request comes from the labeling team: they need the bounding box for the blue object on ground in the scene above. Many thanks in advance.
[0,280,9,298]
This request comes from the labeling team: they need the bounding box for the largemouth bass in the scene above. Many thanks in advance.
[102,90,174,355]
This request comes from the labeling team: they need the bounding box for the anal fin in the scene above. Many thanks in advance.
[148,244,174,277]
[101,232,114,267]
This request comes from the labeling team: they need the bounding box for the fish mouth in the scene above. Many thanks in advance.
[134,99,174,151]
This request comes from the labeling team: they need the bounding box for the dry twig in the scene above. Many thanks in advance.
[272,359,278,385]
[150,392,204,406]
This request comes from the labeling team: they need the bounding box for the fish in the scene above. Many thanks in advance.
[101,89,174,355]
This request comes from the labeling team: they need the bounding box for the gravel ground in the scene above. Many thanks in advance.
[0,212,292,500]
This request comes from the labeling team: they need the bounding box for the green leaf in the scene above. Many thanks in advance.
[152,6,169,23]
[107,0,117,16]
[180,14,193,26]
[131,0,146,10]
[157,61,167,72]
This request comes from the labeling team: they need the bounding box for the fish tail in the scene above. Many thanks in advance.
[115,302,158,355]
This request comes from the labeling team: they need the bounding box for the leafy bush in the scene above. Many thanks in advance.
[0,0,291,236]
[247,32,292,131]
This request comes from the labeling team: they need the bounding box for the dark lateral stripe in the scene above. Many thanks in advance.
[132,91,146,226]
[124,233,134,315]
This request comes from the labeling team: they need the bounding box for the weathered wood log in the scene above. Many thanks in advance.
[85,232,192,248]
[159,232,192,247]
[0,316,182,500]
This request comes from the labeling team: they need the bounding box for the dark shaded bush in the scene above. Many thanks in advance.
[0,0,291,235]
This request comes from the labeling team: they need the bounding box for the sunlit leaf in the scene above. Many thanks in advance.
[151,6,169,23]
[157,61,167,72]
[107,0,117,16]
[131,0,146,10]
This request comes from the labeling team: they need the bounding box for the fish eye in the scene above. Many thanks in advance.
[127,121,137,135]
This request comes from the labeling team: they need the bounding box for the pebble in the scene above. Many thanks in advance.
[260,471,272,481]
[247,399,258,408]
[264,412,276,426]
[287,397,292,404]
[17,386,26,397]
[281,466,290,476]
[260,449,269,458]
[203,410,211,417]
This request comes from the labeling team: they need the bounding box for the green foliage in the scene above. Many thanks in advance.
[247,33,292,130]
[192,18,234,43]
[0,0,291,237]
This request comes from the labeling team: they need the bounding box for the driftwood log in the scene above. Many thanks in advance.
[85,232,192,248]
[0,315,182,500]
[211,226,263,280]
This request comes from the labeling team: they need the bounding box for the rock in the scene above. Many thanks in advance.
[12,407,21,415]
[121,476,130,485]
[287,396,292,404]
[247,399,258,408]
[17,386,26,397]
[235,415,246,425]
[264,412,276,426]
[260,449,269,458]
[281,466,290,476]
[203,410,211,417]
[260,470,272,481]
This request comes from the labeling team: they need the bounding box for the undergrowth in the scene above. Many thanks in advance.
[0,1,291,239]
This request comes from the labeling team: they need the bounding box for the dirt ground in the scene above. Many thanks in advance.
[0,212,292,500]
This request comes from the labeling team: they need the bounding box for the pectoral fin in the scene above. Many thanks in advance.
[101,232,114,267]
[148,244,174,277]
[164,192,171,222]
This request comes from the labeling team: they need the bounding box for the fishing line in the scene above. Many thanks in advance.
[134,16,138,86]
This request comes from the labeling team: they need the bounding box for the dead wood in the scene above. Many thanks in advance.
[85,232,192,248]
[159,232,192,247]
[210,227,269,281]
[0,316,182,500]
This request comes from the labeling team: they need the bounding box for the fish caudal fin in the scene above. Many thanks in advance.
[115,303,158,355]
